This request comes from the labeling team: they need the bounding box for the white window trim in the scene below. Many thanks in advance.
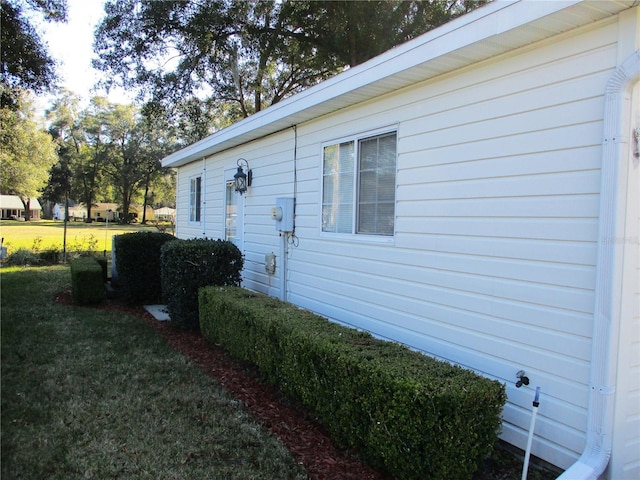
[188,174,202,224]
[319,125,398,243]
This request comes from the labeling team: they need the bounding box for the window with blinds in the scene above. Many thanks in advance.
[322,131,396,236]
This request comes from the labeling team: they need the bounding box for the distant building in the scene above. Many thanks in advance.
[153,207,176,222]
[91,203,119,222]
[0,195,42,220]
[52,199,79,220]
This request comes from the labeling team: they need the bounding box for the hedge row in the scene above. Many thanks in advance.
[199,286,507,480]
[70,257,106,305]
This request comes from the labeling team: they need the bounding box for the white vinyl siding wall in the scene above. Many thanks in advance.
[174,15,633,471]
[292,21,618,469]
[612,163,640,479]
[175,163,205,238]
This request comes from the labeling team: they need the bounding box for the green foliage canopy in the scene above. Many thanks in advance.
[0,92,58,217]
[93,0,486,137]
[0,0,68,107]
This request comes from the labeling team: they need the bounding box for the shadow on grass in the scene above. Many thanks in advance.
[1,266,307,480]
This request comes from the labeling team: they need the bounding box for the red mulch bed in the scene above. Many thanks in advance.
[54,290,392,480]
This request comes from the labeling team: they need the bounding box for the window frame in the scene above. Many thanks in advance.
[320,127,398,242]
[189,175,202,223]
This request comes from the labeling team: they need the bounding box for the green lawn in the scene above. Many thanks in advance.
[0,266,307,480]
[0,220,165,254]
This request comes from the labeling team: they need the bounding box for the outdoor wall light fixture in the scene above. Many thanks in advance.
[234,158,252,194]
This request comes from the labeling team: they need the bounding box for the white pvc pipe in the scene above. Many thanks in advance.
[279,232,287,301]
[522,387,541,480]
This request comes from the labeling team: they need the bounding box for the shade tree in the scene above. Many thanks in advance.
[93,0,486,137]
[0,0,68,108]
[0,91,58,219]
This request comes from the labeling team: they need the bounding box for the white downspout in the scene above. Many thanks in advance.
[202,156,206,237]
[557,49,640,480]
[175,169,181,238]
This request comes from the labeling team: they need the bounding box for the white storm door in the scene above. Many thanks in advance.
[225,180,244,250]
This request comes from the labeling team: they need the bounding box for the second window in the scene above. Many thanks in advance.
[322,131,396,236]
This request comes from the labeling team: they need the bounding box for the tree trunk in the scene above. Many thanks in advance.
[20,197,31,221]
[85,196,93,222]
[141,175,150,224]
[121,183,131,223]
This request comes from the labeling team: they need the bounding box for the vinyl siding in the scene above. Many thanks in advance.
[293,21,617,469]
[174,14,634,471]
[175,163,203,239]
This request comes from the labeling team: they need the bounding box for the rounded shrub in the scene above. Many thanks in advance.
[4,248,41,266]
[161,238,243,331]
[114,231,176,304]
[38,248,61,264]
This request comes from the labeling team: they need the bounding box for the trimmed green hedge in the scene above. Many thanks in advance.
[161,239,243,331]
[95,257,107,283]
[114,232,176,304]
[70,257,106,305]
[199,287,506,480]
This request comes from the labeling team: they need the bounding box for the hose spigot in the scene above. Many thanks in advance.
[516,370,530,388]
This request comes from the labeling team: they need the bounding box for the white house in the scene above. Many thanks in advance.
[0,195,43,220]
[67,204,88,221]
[154,207,176,222]
[52,202,65,220]
[52,199,81,220]
[163,2,639,478]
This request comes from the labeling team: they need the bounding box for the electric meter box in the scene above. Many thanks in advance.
[265,252,276,275]
[274,197,294,232]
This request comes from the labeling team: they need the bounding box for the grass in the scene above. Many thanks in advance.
[0,220,164,254]
[1,266,308,480]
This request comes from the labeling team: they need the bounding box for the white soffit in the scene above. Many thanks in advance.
[162,0,635,168]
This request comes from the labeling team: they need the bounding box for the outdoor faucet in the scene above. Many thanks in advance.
[516,370,530,388]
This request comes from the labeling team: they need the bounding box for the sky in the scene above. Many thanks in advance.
[38,0,133,112]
